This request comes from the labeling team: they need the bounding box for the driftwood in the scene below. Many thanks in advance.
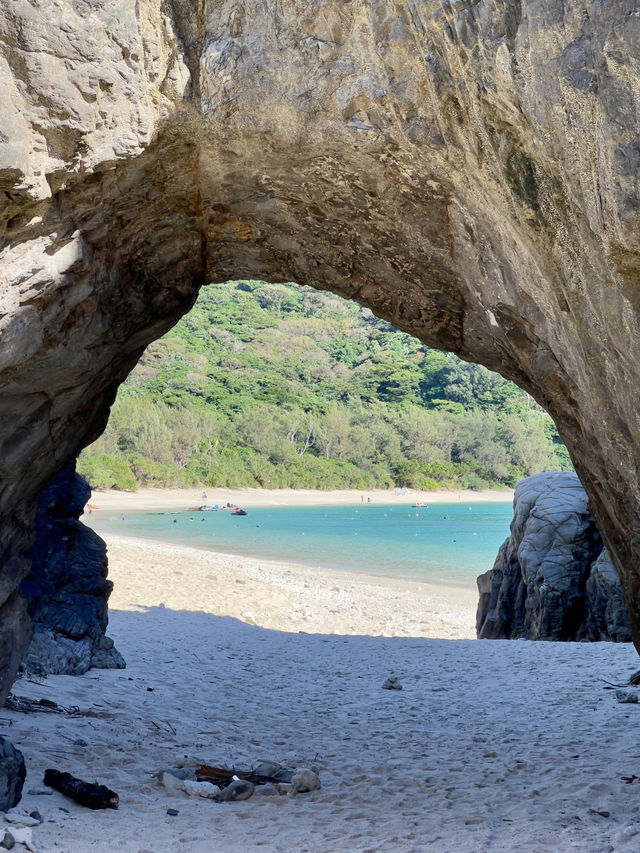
[43,769,119,809]
[5,694,81,716]
[195,764,286,787]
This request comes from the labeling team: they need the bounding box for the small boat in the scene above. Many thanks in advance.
[233,508,247,516]
[196,505,219,512]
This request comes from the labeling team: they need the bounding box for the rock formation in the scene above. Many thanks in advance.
[477,472,632,642]
[1,0,640,704]
[0,737,25,812]
[20,464,124,676]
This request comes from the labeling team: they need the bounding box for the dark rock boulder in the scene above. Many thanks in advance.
[19,465,125,675]
[477,472,632,642]
[0,737,25,811]
[581,550,633,643]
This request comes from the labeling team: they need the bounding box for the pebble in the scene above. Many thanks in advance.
[166,808,179,817]
[615,689,638,704]
[253,761,293,783]
[291,768,321,793]
[253,783,279,797]
[180,780,220,799]
[4,814,41,828]
[1,828,31,848]
[0,831,14,850]
[219,780,255,802]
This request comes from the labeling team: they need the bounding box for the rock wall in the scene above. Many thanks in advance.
[20,465,124,676]
[477,472,632,642]
[1,0,640,702]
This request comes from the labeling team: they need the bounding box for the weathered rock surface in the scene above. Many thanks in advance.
[2,0,640,696]
[477,472,632,642]
[19,464,124,675]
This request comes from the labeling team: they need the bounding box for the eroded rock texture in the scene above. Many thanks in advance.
[477,472,632,642]
[20,464,124,676]
[1,0,640,698]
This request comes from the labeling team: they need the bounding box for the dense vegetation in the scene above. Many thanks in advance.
[79,280,572,491]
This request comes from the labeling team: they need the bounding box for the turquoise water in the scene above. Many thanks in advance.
[91,502,513,587]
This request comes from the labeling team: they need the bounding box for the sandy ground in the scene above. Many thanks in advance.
[85,485,514,513]
[5,488,640,852]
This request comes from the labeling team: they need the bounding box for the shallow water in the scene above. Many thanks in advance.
[92,501,513,587]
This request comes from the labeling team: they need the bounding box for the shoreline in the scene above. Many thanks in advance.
[98,532,479,640]
[84,485,514,514]
[87,524,480,592]
[83,485,509,639]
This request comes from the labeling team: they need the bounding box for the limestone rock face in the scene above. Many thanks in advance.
[2,1,640,695]
[477,472,632,642]
[19,464,125,676]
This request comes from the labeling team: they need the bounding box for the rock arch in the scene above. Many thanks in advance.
[2,0,640,697]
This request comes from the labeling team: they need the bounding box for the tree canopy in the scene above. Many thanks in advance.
[79,280,572,491]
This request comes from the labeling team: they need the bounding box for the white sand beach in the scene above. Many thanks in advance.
[4,487,640,852]
[84,485,515,513]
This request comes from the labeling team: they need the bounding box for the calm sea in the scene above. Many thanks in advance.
[90,501,513,587]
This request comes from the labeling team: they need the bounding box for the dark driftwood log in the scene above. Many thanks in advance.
[43,769,119,809]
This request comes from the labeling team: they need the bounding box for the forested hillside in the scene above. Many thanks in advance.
[79,280,572,491]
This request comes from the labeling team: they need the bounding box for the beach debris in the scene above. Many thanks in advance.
[252,761,293,783]
[166,808,179,817]
[195,763,293,787]
[0,811,41,852]
[43,769,118,810]
[4,813,40,828]
[159,760,316,803]
[219,779,255,802]
[381,676,402,690]
[291,768,321,793]
[588,808,611,818]
[253,783,279,798]
[158,768,197,795]
[4,695,81,717]
[615,689,639,704]
[278,768,321,797]
[179,780,221,799]
[3,826,35,851]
